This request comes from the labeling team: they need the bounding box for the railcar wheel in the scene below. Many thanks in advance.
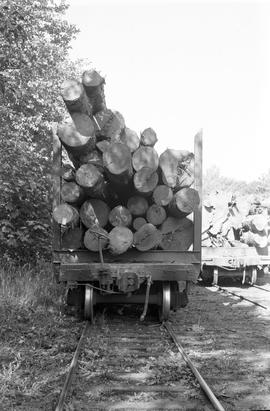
[84,285,94,322]
[251,267,257,285]
[159,282,171,322]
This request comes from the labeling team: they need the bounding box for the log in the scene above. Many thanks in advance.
[61,164,75,182]
[109,205,132,227]
[94,109,125,141]
[82,69,106,114]
[153,185,173,206]
[57,114,96,160]
[127,196,149,216]
[140,127,157,147]
[146,204,167,226]
[53,204,79,227]
[133,223,162,251]
[241,231,268,248]
[96,140,111,153]
[120,127,140,152]
[62,226,84,250]
[61,79,92,116]
[108,226,133,255]
[78,149,103,169]
[160,218,194,251]
[84,227,109,252]
[168,188,200,218]
[133,217,147,231]
[132,146,159,172]
[251,214,268,232]
[80,199,110,228]
[161,216,192,234]
[75,164,107,199]
[159,149,194,189]
[103,142,133,185]
[61,181,85,205]
[134,167,158,196]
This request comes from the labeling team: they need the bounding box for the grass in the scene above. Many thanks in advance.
[0,260,64,310]
[0,260,83,410]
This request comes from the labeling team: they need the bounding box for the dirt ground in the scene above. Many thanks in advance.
[1,273,270,410]
[170,274,270,410]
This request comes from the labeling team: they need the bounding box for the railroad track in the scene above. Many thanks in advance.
[55,307,225,411]
[212,284,270,310]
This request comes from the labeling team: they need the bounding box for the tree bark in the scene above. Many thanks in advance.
[61,181,85,205]
[127,196,149,216]
[140,127,157,147]
[94,109,125,141]
[133,217,147,231]
[153,185,173,206]
[103,142,133,185]
[53,203,79,227]
[61,164,75,182]
[78,149,103,170]
[84,227,109,251]
[80,199,110,228]
[146,204,167,226]
[132,146,159,172]
[133,223,162,251]
[109,205,132,227]
[159,149,194,189]
[134,167,158,196]
[82,69,106,114]
[108,226,133,254]
[168,188,200,218]
[61,79,92,116]
[120,127,140,152]
[57,114,96,161]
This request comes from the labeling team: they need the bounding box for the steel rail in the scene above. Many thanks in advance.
[164,322,225,411]
[55,321,90,411]
[214,285,268,310]
[248,283,270,293]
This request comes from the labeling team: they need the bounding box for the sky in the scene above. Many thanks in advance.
[65,0,270,181]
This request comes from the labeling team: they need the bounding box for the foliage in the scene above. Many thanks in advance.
[203,165,270,199]
[0,0,86,262]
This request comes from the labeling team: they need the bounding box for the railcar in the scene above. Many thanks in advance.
[52,130,202,322]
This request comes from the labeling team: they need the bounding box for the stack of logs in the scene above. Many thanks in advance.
[53,69,200,255]
[202,193,269,251]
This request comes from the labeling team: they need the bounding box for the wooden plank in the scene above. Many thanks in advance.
[53,250,200,264]
[52,123,62,250]
[59,262,200,282]
[193,130,202,253]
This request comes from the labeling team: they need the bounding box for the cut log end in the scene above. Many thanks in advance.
[80,199,110,228]
[134,167,158,196]
[53,204,79,227]
[133,223,162,251]
[140,127,157,147]
[84,227,108,252]
[120,127,140,152]
[153,185,173,206]
[109,205,132,227]
[127,196,149,216]
[108,226,133,254]
[146,204,167,226]
[169,187,200,218]
[133,217,147,231]
[132,146,159,172]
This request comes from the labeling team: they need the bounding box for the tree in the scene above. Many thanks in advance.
[0,0,81,262]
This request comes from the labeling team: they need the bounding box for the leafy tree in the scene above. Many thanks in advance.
[0,0,81,262]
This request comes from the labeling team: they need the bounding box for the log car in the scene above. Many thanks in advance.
[52,130,203,322]
[201,246,270,286]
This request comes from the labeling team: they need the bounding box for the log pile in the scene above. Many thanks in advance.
[202,193,270,252]
[53,69,199,255]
